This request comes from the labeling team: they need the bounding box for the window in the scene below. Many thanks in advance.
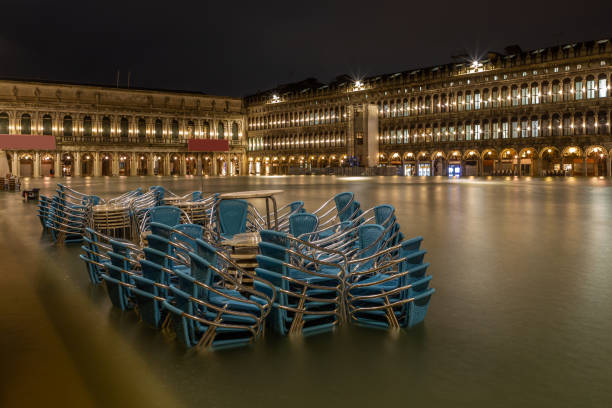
[171,120,179,140]
[474,123,481,140]
[474,91,481,109]
[575,78,583,100]
[232,122,239,140]
[562,115,571,136]
[599,75,608,98]
[465,123,472,140]
[502,120,509,139]
[457,93,464,111]
[521,85,529,105]
[552,81,560,102]
[138,118,146,141]
[520,118,528,137]
[465,92,472,111]
[21,114,31,134]
[63,115,72,137]
[154,119,162,140]
[0,112,9,134]
[531,83,540,104]
[563,80,571,101]
[483,121,490,139]
[511,86,519,106]
[511,119,518,138]
[43,114,53,135]
[217,122,225,139]
[586,76,596,99]
[492,120,499,139]
[102,116,111,139]
[492,88,499,108]
[120,117,129,140]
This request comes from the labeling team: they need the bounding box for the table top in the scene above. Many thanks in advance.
[218,190,283,199]
[221,232,261,248]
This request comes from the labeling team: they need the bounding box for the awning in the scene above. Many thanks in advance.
[0,134,56,150]
[187,139,229,152]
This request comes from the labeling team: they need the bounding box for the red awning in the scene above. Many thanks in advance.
[188,139,229,152]
[0,134,56,150]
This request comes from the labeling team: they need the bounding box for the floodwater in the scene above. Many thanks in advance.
[1,175,612,407]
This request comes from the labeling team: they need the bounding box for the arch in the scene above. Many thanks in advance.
[561,146,583,157]
[40,153,55,177]
[61,152,74,176]
[81,153,94,176]
[137,153,148,176]
[100,152,113,176]
[462,150,480,160]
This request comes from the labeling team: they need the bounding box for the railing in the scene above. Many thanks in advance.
[288,167,399,176]
[57,136,188,146]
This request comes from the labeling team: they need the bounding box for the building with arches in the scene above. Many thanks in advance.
[0,81,246,177]
[245,39,612,177]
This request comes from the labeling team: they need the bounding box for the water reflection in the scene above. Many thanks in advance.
[2,176,612,407]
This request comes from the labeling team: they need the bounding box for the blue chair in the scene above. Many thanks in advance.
[163,251,270,350]
[255,232,344,336]
[130,259,171,328]
[79,228,111,284]
[289,212,319,239]
[148,206,182,227]
[217,199,248,239]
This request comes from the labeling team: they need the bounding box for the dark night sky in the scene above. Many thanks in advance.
[1,0,611,97]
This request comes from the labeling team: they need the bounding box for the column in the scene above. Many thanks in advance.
[130,154,137,176]
[478,158,483,176]
[12,153,19,176]
[74,154,81,176]
[111,154,119,176]
[180,154,187,176]
[164,153,171,176]
[583,157,588,176]
[53,152,60,177]
[34,152,42,177]
[212,153,218,175]
[607,156,611,177]
[93,152,101,176]
[196,154,203,176]
[147,155,155,176]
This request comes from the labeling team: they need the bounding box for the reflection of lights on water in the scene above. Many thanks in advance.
[339,177,372,181]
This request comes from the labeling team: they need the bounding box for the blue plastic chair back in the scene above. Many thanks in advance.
[358,224,385,258]
[195,238,219,267]
[218,199,248,238]
[289,212,318,238]
[150,222,173,239]
[172,224,203,249]
[260,230,289,247]
[189,251,215,302]
[289,201,305,213]
[374,205,394,226]
[334,192,354,221]
[149,206,181,227]
[192,191,203,201]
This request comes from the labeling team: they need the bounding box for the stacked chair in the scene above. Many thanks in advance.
[75,188,434,352]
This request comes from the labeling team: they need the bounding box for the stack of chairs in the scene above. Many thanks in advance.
[255,230,346,336]
[46,184,100,244]
[345,227,434,330]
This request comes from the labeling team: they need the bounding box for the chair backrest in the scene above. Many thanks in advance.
[149,206,181,227]
[139,258,169,288]
[172,224,203,252]
[289,201,305,213]
[357,224,385,258]
[192,191,203,201]
[260,230,289,247]
[289,212,318,238]
[195,238,219,267]
[217,199,248,237]
[150,221,173,238]
[334,192,354,221]
[189,251,215,302]
[143,246,169,267]
[374,205,395,227]
[147,234,171,255]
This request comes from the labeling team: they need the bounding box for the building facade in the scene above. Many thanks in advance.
[245,39,612,177]
[0,80,246,178]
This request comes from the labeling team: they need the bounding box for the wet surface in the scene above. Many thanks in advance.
[1,175,612,407]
